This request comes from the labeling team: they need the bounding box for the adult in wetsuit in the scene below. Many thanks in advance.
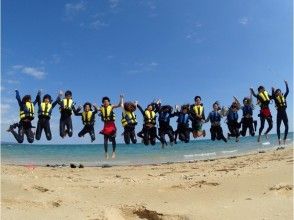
[250,86,273,142]
[226,102,240,142]
[158,105,175,147]
[174,105,192,144]
[272,80,289,145]
[58,90,79,138]
[7,90,39,143]
[137,102,160,146]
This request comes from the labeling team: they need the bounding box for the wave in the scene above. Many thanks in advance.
[221,150,238,154]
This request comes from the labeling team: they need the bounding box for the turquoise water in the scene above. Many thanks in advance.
[1,133,293,166]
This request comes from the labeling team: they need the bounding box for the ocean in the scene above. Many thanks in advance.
[1,132,293,167]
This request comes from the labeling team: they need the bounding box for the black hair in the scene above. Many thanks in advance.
[194,96,201,102]
[83,102,92,110]
[65,90,72,97]
[274,89,281,95]
[258,86,264,92]
[43,94,52,102]
[102,96,110,103]
[22,95,31,103]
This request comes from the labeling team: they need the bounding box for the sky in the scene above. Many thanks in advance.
[1,0,293,144]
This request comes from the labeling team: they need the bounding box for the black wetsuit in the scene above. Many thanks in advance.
[174,112,192,143]
[207,111,227,142]
[137,104,159,146]
[35,95,59,141]
[9,92,38,143]
[76,108,98,142]
[251,90,273,136]
[272,85,289,141]
[158,110,175,145]
[58,98,78,138]
[122,112,137,144]
[240,105,257,137]
[226,109,240,138]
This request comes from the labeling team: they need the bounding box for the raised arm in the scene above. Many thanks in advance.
[112,95,123,109]
[250,88,258,98]
[136,104,145,116]
[52,92,62,109]
[233,96,241,109]
[93,104,99,114]
[15,90,22,107]
[284,80,289,97]
[33,90,41,105]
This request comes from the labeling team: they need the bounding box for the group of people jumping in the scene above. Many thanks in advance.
[7,80,289,159]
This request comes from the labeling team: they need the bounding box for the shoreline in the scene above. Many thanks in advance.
[1,144,292,168]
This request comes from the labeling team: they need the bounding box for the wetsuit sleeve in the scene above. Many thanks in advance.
[285,83,289,98]
[202,109,205,120]
[15,90,22,107]
[250,89,258,98]
[154,103,160,113]
[73,105,81,115]
[51,97,60,109]
[205,113,211,123]
[75,112,82,116]
[33,91,41,105]
[93,107,98,115]
[137,104,145,116]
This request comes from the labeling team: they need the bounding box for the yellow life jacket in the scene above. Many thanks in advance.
[40,102,52,117]
[144,110,156,125]
[82,111,93,125]
[276,95,286,107]
[121,111,137,127]
[193,105,204,117]
[61,98,73,110]
[20,102,34,120]
[100,105,115,122]
[258,91,270,102]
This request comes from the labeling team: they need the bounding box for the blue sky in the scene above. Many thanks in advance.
[1,0,293,144]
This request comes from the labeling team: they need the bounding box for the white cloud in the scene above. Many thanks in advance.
[22,67,46,79]
[89,19,108,30]
[64,1,87,20]
[109,0,119,8]
[125,61,159,75]
[150,62,158,67]
[239,17,249,25]
[4,79,20,84]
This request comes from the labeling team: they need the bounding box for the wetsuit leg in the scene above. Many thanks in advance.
[167,126,174,143]
[89,127,95,142]
[210,126,216,141]
[66,117,73,137]
[264,117,273,135]
[150,127,157,145]
[259,116,265,136]
[10,123,24,143]
[110,136,116,152]
[104,136,109,153]
[123,127,131,144]
[78,126,88,137]
[59,118,66,137]
[227,122,235,137]
[216,126,227,142]
[130,127,137,144]
[44,119,52,141]
[281,111,289,140]
[240,118,246,137]
[184,127,190,143]
[158,127,166,145]
[35,119,43,140]
[24,124,34,143]
[276,113,282,140]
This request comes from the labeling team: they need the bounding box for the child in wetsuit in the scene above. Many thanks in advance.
[250,86,273,142]
[121,99,138,145]
[236,95,257,137]
[272,80,289,145]
[205,102,227,142]
[75,102,98,142]
[137,101,160,146]
[226,100,241,142]
[98,96,122,159]
[35,91,60,141]
[7,90,39,143]
[174,104,192,144]
[158,104,175,147]
[58,90,79,138]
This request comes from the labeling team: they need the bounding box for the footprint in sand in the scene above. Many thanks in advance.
[269,183,293,191]
[32,185,49,192]
[52,200,62,207]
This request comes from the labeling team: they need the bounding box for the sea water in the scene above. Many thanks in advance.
[1,132,293,166]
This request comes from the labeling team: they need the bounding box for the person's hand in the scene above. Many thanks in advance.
[284,80,288,85]
[175,105,180,111]
[134,101,138,106]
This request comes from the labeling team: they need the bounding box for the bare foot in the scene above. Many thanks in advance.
[105,153,109,160]
[265,133,269,140]
[283,139,286,145]
[112,152,116,159]
[257,135,261,142]
[278,139,281,145]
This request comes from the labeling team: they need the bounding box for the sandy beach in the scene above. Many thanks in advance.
[1,146,293,220]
